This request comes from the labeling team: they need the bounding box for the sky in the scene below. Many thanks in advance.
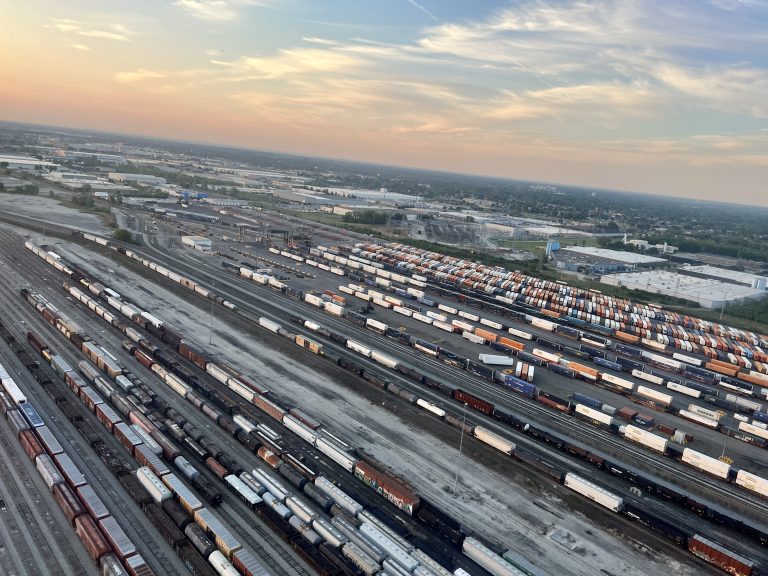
[1,0,767,205]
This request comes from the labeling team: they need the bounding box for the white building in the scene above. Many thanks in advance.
[560,246,667,266]
[679,264,767,290]
[181,235,213,252]
[108,173,167,186]
[0,154,59,172]
[600,270,766,309]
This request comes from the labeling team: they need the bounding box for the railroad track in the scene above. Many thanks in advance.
[0,233,317,576]
[133,238,768,520]
[0,268,191,576]
[5,217,768,567]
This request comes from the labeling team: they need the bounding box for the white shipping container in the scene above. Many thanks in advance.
[532,348,559,363]
[426,311,447,322]
[529,317,556,331]
[366,319,388,333]
[258,317,282,333]
[451,319,474,332]
[667,382,701,398]
[632,370,666,387]
[682,448,730,479]
[678,410,720,429]
[438,304,458,315]
[462,331,486,345]
[601,373,635,391]
[623,425,668,453]
[478,354,515,366]
[325,302,344,316]
[739,421,768,440]
[687,404,722,421]
[672,352,702,367]
[473,426,515,455]
[735,470,768,497]
[564,473,623,512]
[346,340,372,357]
[393,306,413,317]
[575,404,614,427]
[304,293,324,307]
[458,310,480,322]
[462,537,524,576]
[480,318,503,330]
[636,385,673,406]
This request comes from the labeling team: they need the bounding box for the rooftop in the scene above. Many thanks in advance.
[561,246,667,265]
[680,264,766,286]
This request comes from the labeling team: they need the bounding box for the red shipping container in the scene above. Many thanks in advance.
[19,429,45,460]
[53,483,85,525]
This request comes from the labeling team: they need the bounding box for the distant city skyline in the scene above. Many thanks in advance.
[2,1,767,206]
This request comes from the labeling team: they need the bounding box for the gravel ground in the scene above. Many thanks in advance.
[44,233,708,576]
[0,194,109,232]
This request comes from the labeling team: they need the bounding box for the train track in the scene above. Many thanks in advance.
[0,261,192,576]
[5,214,768,569]
[0,230,317,576]
[133,237,768,521]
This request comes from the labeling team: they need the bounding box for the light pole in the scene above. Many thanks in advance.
[721,425,729,459]
[453,403,468,495]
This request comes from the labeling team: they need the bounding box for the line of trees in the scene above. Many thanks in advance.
[341,210,389,225]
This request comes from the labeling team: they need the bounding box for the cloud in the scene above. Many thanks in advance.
[302,36,338,46]
[114,69,167,83]
[217,48,363,80]
[43,19,134,41]
[653,63,768,117]
[70,44,91,51]
[406,0,437,21]
[174,0,267,22]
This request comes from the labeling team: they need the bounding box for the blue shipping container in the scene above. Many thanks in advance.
[573,393,602,409]
[503,375,536,397]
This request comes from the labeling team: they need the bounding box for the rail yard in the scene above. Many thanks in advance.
[1,206,767,576]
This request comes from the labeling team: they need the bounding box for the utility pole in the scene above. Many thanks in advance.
[453,403,468,495]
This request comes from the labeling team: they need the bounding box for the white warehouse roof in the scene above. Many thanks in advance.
[601,270,766,309]
[680,264,767,288]
[561,246,667,265]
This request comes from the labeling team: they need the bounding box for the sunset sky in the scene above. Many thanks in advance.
[2,1,767,205]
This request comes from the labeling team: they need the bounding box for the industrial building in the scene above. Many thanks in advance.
[0,154,59,172]
[43,172,134,192]
[678,264,767,290]
[600,270,766,309]
[272,189,336,205]
[556,246,667,276]
[108,173,167,186]
[306,186,422,203]
[203,198,248,207]
[181,235,213,252]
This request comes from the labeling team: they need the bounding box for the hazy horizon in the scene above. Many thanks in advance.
[3,1,767,206]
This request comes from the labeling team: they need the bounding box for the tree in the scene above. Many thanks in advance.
[112,228,133,243]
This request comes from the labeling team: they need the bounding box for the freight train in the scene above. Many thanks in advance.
[45,232,765,572]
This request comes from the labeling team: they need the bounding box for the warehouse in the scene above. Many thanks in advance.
[600,270,766,309]
[108,173,167,186]
[556,246,667,276]
[678,264,767,290]
[181,235,212,252]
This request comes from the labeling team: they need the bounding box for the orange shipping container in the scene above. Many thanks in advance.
[567,362,600,379]
[614,331,640,344]
[705,362,738,377]
[474,328,498,343]
[499,337,524,351]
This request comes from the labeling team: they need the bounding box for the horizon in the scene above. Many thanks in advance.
[5,118,768,211]
[2,1,767,206]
